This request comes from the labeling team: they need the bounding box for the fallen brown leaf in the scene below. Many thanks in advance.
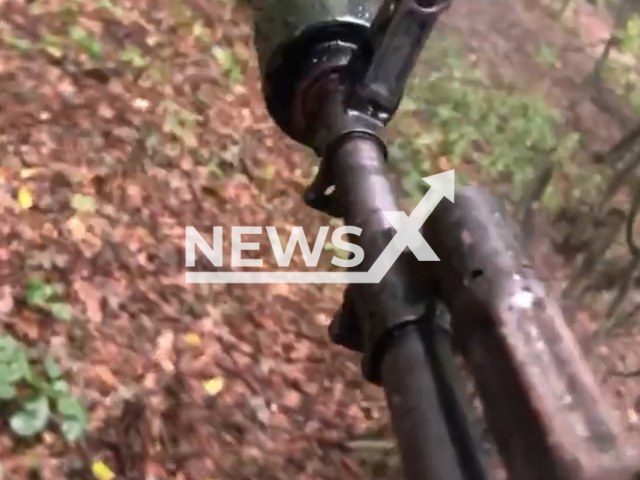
[6,311,40,341]
[93,365,119,388]
[154,330,175,373]
[74,280,104,324]
[437,156,451,172]
[0,285,14,316]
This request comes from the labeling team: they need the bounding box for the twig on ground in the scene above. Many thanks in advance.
[608,368,640,378]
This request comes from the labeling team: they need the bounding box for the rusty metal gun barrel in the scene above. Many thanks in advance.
[249,0,640,478]
[422,187,640,480]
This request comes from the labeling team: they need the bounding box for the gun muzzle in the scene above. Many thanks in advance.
[252,0,382,145]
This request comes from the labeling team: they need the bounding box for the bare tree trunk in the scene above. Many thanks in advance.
[599,121,640,162]
[517,160,555,249]
[597,125,640,214]
[606,181,640,316]
[563,208,626,298]
[584,0,630,89]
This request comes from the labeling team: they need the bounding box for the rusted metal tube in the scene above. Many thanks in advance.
[421,185,640,480]
[381,324,472,480]
[326,134,489,479]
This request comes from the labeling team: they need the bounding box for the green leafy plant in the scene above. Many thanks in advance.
[161,100,199,147]
[323,241,350,261]
[0,335,88,441]
[5,35,32,52]
[537,43,560,67]
[211,46,244,84]
[118,46,150,68]
[41,33,65,59]
[388,136,439,202]
[68,25,103,60]
[389,37,579,207]
[94,0,126,16]
[619,14,640,55]
[25,278,73,321]
[71,193,98,213]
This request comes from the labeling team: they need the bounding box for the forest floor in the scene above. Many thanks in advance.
[0,0,638,479]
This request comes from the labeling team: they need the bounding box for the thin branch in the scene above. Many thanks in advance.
[608,368,640,378]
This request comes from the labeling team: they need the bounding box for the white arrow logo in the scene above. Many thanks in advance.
[186,170,455,284]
